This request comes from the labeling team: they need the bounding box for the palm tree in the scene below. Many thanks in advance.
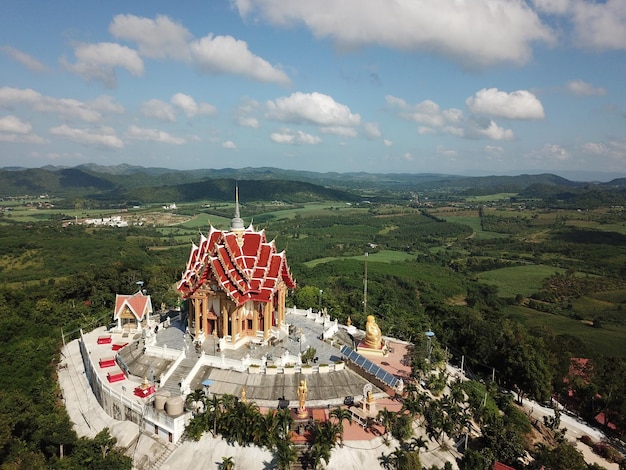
[406,435,429,453]
[185,388,207,416]
[329,407,352,444]
[377,408,397,443]
[275,439,298,470]
[207,394,224,437]
[306,421,340,469]
[219,456,235,470]
[275,408,294,441]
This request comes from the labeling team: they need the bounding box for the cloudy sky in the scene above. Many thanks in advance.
[1,0,625,177]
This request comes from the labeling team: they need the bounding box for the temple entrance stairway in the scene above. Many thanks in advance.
[159,356,199,396]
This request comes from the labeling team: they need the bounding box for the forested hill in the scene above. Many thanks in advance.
[113,178,360,204]
[3,164,626,200]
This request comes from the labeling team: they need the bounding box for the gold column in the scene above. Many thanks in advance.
[253,303,259,333]
[202,294,209,335]
[231,308,238,343]
[222,303,228,338]
[263,302,271,338]
[278,287,285,325]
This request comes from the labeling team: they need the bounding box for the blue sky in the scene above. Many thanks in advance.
[1,0,625,178]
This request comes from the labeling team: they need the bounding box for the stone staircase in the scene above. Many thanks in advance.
[159,356,198,395]
[149,431,188,470]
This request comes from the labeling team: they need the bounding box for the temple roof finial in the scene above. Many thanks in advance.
[231,183,244,232]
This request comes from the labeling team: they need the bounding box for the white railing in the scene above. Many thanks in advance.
[159,349,187,386]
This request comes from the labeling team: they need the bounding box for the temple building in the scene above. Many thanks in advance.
[113,291,153,332]
[177,193,296,348]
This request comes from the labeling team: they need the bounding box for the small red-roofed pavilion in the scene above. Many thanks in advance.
[113,291,153,332]
[177,188,296,347]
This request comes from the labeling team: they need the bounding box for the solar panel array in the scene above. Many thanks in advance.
[340,345,399,388]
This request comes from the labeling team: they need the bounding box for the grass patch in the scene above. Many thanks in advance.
[477,264,565,298]
[303,250,414,268]
[505,305,626,358]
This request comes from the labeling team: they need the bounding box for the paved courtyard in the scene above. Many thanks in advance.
[145,311,384,406]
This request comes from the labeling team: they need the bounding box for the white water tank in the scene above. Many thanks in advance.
[154,391,170,411]
[165,396,184,416]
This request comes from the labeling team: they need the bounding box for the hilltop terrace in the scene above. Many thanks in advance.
[72,308,413,441]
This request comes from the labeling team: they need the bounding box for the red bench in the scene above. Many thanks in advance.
[112,342,128,351]
[107,371,125,383]
[99,357,116,368]
[97,335,112,344]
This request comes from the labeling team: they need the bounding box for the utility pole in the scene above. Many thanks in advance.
[363,252,368,317]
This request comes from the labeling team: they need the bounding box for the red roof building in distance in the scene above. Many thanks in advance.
[493,462,516,470]
[177,188,296,348]
[113,291,153,332]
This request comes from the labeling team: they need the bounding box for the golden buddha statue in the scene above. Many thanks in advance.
[363,315,382,349]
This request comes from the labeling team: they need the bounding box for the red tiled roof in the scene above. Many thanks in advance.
[493,462,516,470]
[114,291,153,321]
[177,225,296,306]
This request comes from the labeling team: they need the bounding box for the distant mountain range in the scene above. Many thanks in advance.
[1,164,625,205]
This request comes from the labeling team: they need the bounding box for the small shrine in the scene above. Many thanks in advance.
[113,291,153,332]
[361,383,377,417]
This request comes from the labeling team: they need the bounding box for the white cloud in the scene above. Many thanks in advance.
[436,145,458,158]
[222,140,237,149]
[190,34,290,85]
[467,117,515,141]
[126,125,185,144]
[91,95,125,114]
[63,42,144,88]
[485,145,505,155]
[109,14,192,60]
[0,115,45,144]
[50,124,124,149]
[583,142,606,155]
[267,92,361,128]
[320,126,358,137]
[565,79,607,96]
[270,128,321,144]
[387,94,466,137]
[0,87,103,122]
[0,133,46,144]
[238,116,260,128]
[235,0,554,68]
[1,46,48,72]
[140,99,176,122]
[235,99,260,128]
[525,143,570,163]
[383,139,393,147]
[109,14,290,85]
[363,122,382,139]
[535,0,626,51]
[171,93,216,118]
[466,88,545,119]
[0,115,32,134]
[583,140,626,161]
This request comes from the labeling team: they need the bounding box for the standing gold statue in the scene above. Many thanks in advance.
[297,379,308,417]
[241,386,247,403]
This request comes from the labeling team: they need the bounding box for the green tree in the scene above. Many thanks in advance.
[275,439,298,470]
[529,442,587,470]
